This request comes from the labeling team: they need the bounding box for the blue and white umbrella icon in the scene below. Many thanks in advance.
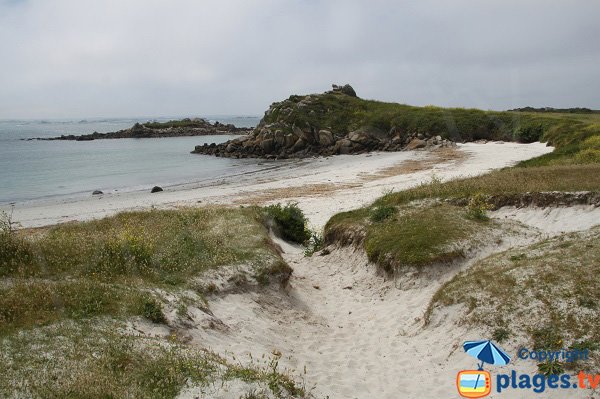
[463,340,511,370]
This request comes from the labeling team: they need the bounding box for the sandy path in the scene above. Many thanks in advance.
[185,213,598,398]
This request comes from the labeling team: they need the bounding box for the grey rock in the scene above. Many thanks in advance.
[406,138,427,150]
[274,130,285,146]
[299,128,316,144]
[291,138,306,152]
[318,130,334,146]
[284,134,296,148]
[92,190,103,195]
[331,84,357,97]
[261,138,275,153]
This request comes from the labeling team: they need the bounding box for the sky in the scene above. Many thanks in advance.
[0,0,599,119]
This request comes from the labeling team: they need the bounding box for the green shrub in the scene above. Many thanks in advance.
[263,203,311,244]
[492,327,511,343]
[141,297,166,324]
[369,205,397,222]
[466,193,493,221]
[537,360,564,376]
[575,148,600,163]
[513,124,544,143]
[570,340,600,352]
[531,326,563,350]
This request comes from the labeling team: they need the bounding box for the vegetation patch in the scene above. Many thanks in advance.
[426,227,600,367]
[376,164,600,207]
[1,207,284,284]
[0,207,290,333]
[364,204,490,273]
[262,92,592,145]
[0,321,307,398]
[263,203,311,244]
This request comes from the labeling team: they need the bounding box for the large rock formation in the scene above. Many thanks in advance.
[29,118,252,141]
[192,84,455,159]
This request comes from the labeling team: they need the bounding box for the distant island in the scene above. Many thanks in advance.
[26,118,253,141]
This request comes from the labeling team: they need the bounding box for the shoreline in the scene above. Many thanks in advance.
[2,142,554,229]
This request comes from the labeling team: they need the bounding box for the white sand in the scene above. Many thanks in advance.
[10,141,598,398]
[174,224,597,399]
[492,205,600,235]
[3,141,552,229]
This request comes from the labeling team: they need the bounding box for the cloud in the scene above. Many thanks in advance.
[0,0,599,118]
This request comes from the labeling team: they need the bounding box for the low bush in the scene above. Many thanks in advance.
[538,360,565,376]
[466,193,493,221]
[492,327,510,343]
[304,229,324,257]
[141,296,166,324]
[369,205,397,222]
[263,203,311,244]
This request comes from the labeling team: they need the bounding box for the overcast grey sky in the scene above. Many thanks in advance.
[1,0,599,119]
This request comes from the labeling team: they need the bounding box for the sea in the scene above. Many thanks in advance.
[0,116,262,204]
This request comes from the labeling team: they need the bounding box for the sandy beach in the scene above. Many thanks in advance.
[5,141,600,398]
[3,142,553,229]
[3,3,599,398]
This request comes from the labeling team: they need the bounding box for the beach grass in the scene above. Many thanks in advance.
[2,207,283,283]
[0,320,306,398]
[0,206,291,334]
[377,163,600,207]
[0,206,310,397]
[425,227,600,369]
[325,160,599,274]
[364,204,490,273]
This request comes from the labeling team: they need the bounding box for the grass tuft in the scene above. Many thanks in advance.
[364,204,487,273]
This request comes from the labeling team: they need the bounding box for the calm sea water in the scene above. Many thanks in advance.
[0,116,261,204]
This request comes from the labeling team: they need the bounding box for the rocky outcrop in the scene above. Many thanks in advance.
[28,118,252,141]
[192,84,456,159]
[328,84,357,97]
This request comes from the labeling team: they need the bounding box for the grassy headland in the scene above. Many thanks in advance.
[197,85,600,160]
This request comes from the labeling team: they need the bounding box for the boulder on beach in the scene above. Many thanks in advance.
[92,190,103,195]
[151,186,163,193]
